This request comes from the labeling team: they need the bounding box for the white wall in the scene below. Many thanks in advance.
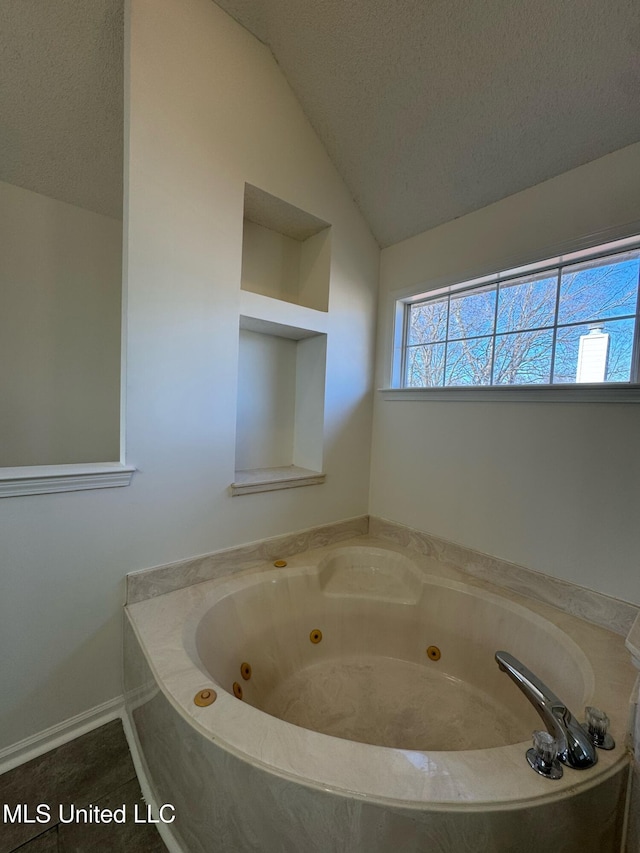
[371,143,640,606]
[240,220,331,312]
[235,328,327,473]
[235,329,297,470]
[0,181,121,466]
[241,221,304,305]
[0,0,378,752]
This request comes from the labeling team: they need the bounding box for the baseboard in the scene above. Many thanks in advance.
[0,701,185,852]
[0,696,124,776]
[121,711,185,853]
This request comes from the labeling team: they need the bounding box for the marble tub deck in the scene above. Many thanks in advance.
[126,515,638,641]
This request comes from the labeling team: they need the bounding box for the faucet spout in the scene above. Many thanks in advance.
[495,651,597,770]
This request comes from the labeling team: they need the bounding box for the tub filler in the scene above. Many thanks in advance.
[124,540,635,853]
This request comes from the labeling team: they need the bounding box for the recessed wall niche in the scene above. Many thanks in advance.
[241,184,331,312]
[233,186,331,495]
[232,317,327,496]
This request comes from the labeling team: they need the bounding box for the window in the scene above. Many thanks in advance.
[400,237,640,389]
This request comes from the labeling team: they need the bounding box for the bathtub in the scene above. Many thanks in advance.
[124,538,635,852]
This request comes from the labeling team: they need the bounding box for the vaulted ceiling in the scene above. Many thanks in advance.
[216,0,640,246]
[2,1,639,244]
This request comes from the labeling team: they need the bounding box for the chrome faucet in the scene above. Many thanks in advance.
[495,651,597,770]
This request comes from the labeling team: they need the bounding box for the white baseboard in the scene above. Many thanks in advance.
[121,710,185,853]
[0,696,124,776]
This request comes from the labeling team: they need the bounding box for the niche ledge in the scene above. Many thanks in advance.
[231,466,325,497]
[0,462,136,497]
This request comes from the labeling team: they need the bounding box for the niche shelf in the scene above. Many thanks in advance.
[241,184,331,312]
[231,466,325,497]
[232,316,327,496]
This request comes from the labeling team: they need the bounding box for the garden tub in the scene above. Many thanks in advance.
[124,539,635,852]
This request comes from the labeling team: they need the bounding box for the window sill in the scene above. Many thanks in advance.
[231,465,325,496]
[0,462,136,497]
[379,384,640,403]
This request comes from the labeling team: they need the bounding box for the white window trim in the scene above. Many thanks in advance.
[386,223,640,397]
[380,384,640,403]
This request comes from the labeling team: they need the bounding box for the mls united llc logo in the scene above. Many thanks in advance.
[3,803,176,825]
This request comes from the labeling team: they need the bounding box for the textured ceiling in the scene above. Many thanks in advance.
[2,1,638,241]
[215,0,640,247]
[244,183,329,240]
[0,0,123,219]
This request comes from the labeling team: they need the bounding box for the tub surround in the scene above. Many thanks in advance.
[628,675,640,853]
[126,619,627,853]
[627,616,640,852]
[126,515,368,604]
[125,538,635,852]
[627,613,640,669]
[125,516,640,853]
[127,514,638,641]
[370,517,638,638]
[125,537,635,804]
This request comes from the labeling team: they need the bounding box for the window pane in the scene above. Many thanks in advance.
[407,298,448,345]
[496,273,557,333]
[444,337,493,386]
[405,343,445,387]
[557,251,640,326]
[553,318,635,384]
[448,287,496,340]
[493,329,553,385]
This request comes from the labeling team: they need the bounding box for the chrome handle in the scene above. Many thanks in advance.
[585,706,615,750]
[527,730,563,779]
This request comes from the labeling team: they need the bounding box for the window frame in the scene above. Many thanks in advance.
[392,233,640,396]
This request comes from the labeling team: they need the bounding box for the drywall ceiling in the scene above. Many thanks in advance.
[215,0,640,247]
[244,183,330,240]
[3,1,638,242]
[0,0,123,219]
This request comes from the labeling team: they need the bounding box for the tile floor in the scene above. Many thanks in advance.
[0,720,166,852]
